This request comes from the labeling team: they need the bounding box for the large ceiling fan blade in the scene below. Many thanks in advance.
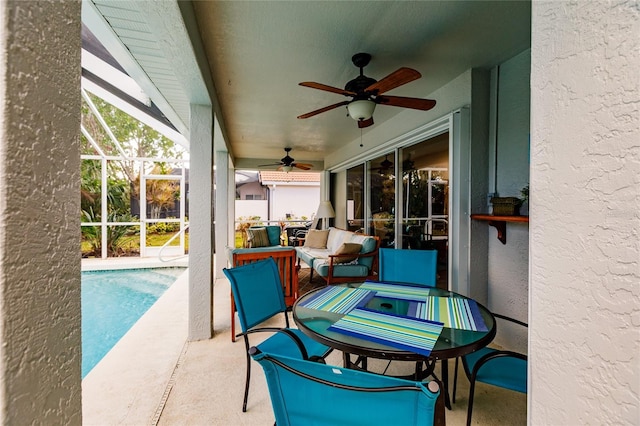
[293,163,313,170]
[299,82,357,97]
[297,101,349,119]
[357,117,374,128]
[258,162,284,167]
[365,67,421,95]
[376,95,436,111]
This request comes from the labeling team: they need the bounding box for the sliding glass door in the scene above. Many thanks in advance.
[399,133,449,251]
[344,133,450,287]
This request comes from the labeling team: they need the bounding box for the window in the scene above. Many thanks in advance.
[400,134,449,249]
[346,164,364,232]
[368,153,396,248]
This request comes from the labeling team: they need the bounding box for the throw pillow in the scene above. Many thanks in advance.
[333,242,362,263]
[265,226,282,246]
[304,229,329,249]
[246,227,270,248]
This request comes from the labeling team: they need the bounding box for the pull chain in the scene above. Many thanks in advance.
[360,128,364,147]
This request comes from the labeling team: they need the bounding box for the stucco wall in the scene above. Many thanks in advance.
[0,1,82,423]
[530,2,639,424]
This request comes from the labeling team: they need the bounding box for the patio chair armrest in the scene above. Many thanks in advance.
[493,313,528,328]
[327,247,378,262]
[470,350,527,378]
[327,253,362,260]
[246,327,309,360]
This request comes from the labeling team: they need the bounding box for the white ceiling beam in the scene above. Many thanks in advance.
[81,0,190,139]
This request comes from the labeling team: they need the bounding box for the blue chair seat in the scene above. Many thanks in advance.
[455,313,528,426]
[257,329,329,361]
[463,347,527,393]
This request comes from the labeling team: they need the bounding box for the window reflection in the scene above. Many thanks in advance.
[346,164,364,233]
[369,153,396,248]
[400,134,449,251]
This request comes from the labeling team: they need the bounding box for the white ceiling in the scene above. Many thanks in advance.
[85,1,530,168]
[192,1,531,165]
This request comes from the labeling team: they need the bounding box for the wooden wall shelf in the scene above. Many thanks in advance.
[471,214,529,244]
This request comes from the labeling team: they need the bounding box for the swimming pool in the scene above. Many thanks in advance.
[81,267,186,378]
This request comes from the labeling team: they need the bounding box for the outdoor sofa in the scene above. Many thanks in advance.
[295,227,380,285]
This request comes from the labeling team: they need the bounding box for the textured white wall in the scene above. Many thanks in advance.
[0,1,82,423]
[531,2,639,424]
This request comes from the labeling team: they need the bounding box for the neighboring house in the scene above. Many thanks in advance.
[235,171,320,224]
[258,171,320,221]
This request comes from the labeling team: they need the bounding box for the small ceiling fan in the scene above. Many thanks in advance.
[297,53,436,128]
[259,148,313,172]
[402,154,416,172]
[372,154,394,174]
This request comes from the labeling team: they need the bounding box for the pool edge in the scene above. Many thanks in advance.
[81,268,189,425]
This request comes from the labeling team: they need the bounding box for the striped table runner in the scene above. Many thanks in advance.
[329,308,444,356]
[298,286,375,314]
[359,281,432,301]
[411,296,488,332]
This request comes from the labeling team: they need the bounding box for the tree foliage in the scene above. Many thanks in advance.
[80,92,187,256]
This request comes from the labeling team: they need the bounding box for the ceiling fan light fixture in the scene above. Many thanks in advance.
[281,165,293,173]
[347,99,376,121]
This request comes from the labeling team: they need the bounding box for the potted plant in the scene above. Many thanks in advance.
[520,184,529,205]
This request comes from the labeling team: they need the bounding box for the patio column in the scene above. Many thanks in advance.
[0,1,82,423]
[530,1,638,424]
[188,103,213,340]
[214,149,229,280]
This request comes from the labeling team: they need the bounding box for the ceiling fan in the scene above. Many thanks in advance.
[372,154,394,174]
[297,53,436,128]
[259,148,313,172]
[402,154,416,172]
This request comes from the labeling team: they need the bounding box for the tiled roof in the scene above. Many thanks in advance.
[259,171,320,183]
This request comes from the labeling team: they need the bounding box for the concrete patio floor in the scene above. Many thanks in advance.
[82,263,526,425]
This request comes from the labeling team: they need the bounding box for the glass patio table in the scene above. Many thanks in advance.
[292,281,497,420]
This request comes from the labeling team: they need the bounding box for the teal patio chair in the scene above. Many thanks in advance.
[378,248,438,287]
[376,248,445,404]
[453,313,528,426]
[223,258,331,412]
[250,347,440,426]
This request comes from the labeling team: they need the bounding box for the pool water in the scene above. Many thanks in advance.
[81,267,186,378]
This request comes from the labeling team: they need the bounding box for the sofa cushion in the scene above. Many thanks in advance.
[353,233,375,247]
[264,225,282,246]
[326,227,355,253]
[231,246,294,255]
[295,246,327,268]
[304,229,329,249]
[313,260,371,278]
[333,243,362,264]
[246,227,270,247]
